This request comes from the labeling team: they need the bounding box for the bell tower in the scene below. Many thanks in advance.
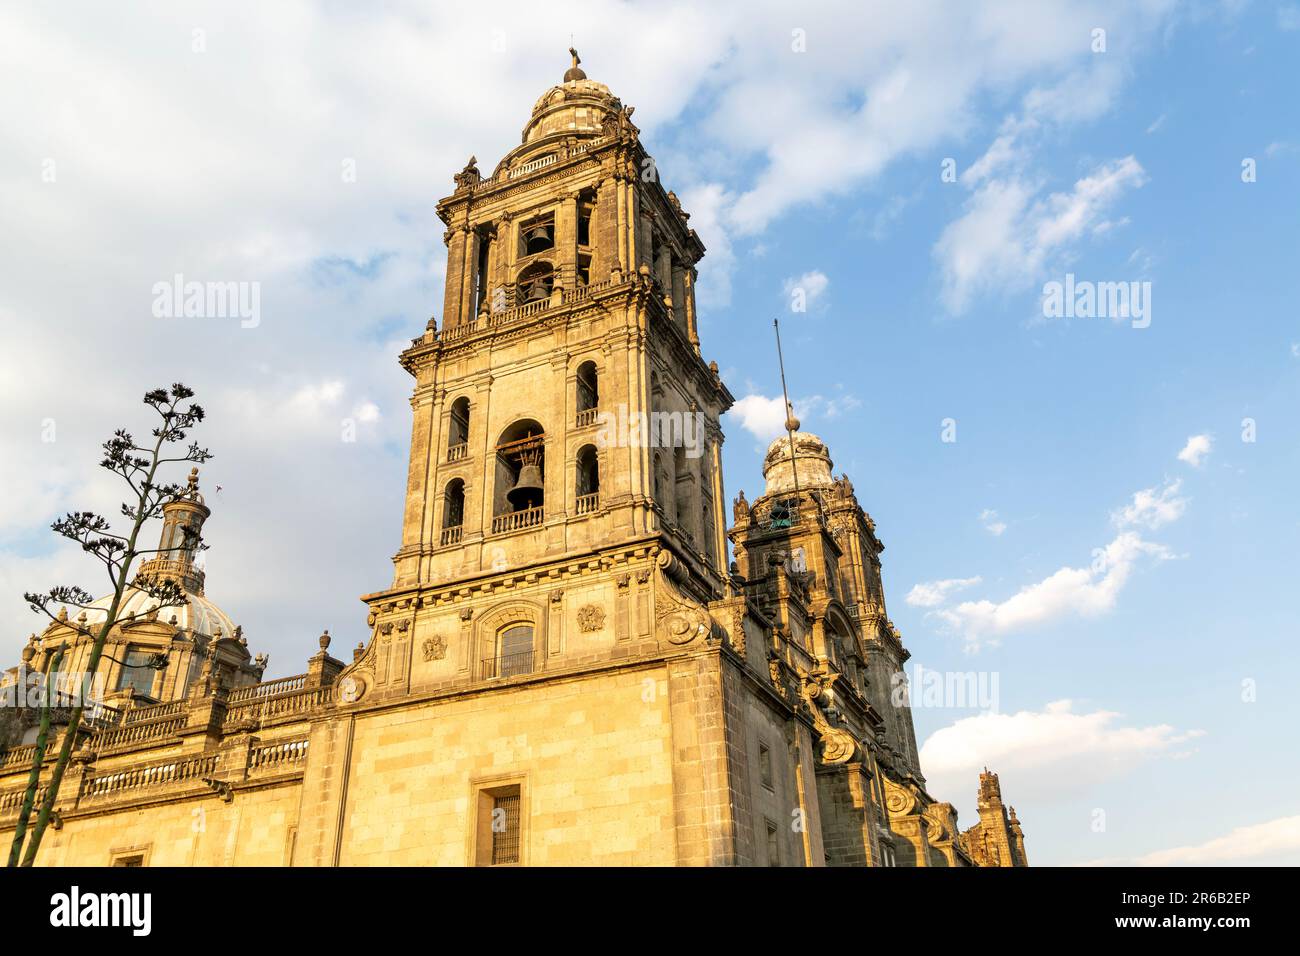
[364,50,733,641]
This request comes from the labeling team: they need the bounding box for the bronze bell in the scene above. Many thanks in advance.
[525,279,549,302]
[522,222,552,253]
[507,461,544,510]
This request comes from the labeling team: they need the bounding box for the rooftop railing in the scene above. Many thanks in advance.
[481,651,534,681]
[491,506,544,535]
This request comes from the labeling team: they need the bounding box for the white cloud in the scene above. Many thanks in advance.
[724,392,861,443]
[920,699,1205,812]
[923,472,1190,649]
[1131,814,1300,866]
[905,576,982,608]
[935,154,1147,313]
[782,270,829,312]
[670,1,1178,302]
[1111,479,1188,530]
[932,532,1174,649]
[727,394,790,442]
[1177,433,1213,467]
[1280,6,1300,31]
[980,508,1007,536]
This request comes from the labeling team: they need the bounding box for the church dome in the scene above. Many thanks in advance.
[762,431,835,497]
[82,585,236,641]
[521,50,620,144]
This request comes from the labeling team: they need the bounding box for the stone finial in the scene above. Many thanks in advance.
[319,629,331,651]
[21,636,36,664]
[235,624,246,646]
[353,641,365,662]
[58,606,68,622]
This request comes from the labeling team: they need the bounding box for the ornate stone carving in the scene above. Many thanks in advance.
[801,668,859,765]
[728,606,747,658]
[577,604,605,632]
[422,635,447,662]
[653,557,711,647]
[453,155,480,190]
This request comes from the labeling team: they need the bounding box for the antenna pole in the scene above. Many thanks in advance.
[774,319,801,503]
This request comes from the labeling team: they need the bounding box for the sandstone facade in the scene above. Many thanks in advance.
[1,52,1026,867]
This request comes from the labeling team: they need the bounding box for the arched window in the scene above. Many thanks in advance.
[448,397,470,461]
[115,645,156,696]
[519,214,555,257]
[473,229,492,317]
[674,446,692,536]
[576,444,599,515]
[576,361,598,426]
[492,420,545,531]
[494,623,534,678]
[441,479,465,545]
[577,190,594,247]
[517,261,554,303]
[701,503,716,563]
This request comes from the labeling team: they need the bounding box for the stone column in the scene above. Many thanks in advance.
[459,227,478,327]
[684,268,701,352]
[292,713,355,866]
[442,228,466,328]
[666,651,740,865]
[814,762,884,866]
[615,176,628,273]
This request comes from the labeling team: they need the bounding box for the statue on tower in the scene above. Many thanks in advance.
[453,155,480,190]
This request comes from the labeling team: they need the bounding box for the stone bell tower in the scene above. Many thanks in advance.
[351,50,734,704]
[381,49,731,598]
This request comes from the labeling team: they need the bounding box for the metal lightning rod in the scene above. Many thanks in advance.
[773,318,801,505]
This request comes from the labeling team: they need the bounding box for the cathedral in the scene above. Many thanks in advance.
[0,52,1026,868]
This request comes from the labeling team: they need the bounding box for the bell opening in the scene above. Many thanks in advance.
[497,429,546,515]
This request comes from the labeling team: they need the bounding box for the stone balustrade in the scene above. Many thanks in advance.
[82,752,220,800]
[95,715,185,752]
[248,736,309,773]
[227,673,307,703]
[121,699,185,725]
[222,685,332,728]
[0,744,37,771]
[437,277,619,347]
[491,506,545,535]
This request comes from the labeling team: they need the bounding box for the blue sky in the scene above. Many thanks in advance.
[1,1,1297,865]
